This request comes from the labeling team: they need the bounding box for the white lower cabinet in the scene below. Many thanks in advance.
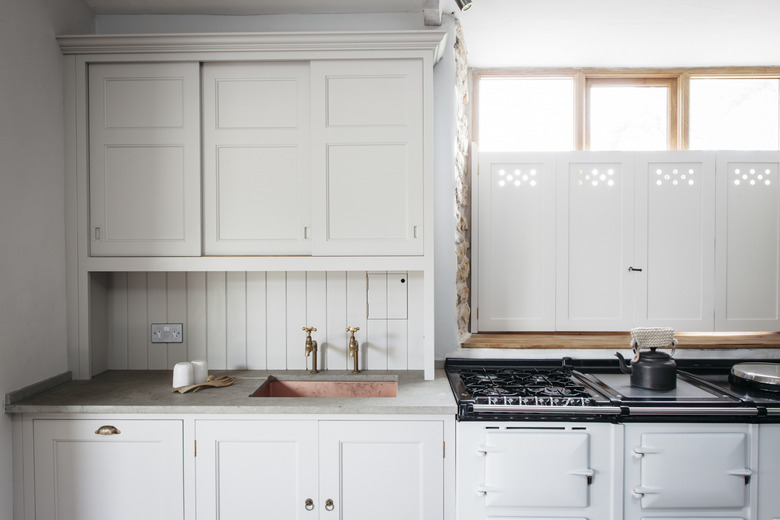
[195,419,318,519]
[758,424,780,520]
[32,418,184,520]
[195,418,445,520]
[623,423,756,520]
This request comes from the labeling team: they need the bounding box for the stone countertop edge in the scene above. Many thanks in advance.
[4,369,457,415]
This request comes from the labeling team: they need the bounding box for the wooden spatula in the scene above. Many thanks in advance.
[173,375,235,394]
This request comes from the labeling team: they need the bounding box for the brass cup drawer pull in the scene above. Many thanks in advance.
[95,425,121,436]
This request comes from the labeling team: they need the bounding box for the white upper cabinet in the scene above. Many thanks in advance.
[634,152,716,330]
[476,153,557,331]
[716,151,780,331]
[310,60,425,256]
[556,152,635,331]
[202,62,311,255]
[89,62,201,256]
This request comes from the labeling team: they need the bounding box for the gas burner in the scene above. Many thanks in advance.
[457,366,596,405]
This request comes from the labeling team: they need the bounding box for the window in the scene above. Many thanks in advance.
[478,77,574,152]
[587,78,676,151]
[689,77,780,150]
[474,69,780,152]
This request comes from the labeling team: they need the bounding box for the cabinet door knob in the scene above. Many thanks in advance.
[304,498,314,511]
[325,498,335,511]
[95,425,121,436]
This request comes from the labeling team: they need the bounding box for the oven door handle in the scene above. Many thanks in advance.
[728,468,753,485]
[475,484,502,496]
[632,486,661,499]
[475,444,501,455]
[632,445,662,458]
[568,468,595,485]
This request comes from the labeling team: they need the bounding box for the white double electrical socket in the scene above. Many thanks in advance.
[151,323,183,343]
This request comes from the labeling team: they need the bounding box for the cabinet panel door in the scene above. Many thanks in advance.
[634,152,716,330]
[758,424,780,520]
[311,60,424,255]
[716,151,780,330]
[319,420,443,520]
[556,152,635,330]
[476,153,557,331]
[195,420,318,520]
[89,62,200,256]
[33,419,184,520]
[202,62,311,255]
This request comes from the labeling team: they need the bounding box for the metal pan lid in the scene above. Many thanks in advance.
[731,363,780,386]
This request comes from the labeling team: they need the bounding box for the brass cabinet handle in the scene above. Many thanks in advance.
[95,425,121,436]
[325,498,334,511]
[304,498,314,511]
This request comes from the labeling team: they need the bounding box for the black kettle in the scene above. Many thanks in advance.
[615,347,677,390]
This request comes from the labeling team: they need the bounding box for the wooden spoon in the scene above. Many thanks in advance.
[173,375,235,394]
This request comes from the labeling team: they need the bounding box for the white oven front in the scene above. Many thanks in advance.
[623,423,757,520]
[456,421,622,520]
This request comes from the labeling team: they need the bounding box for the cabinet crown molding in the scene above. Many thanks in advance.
[57,30,448,60]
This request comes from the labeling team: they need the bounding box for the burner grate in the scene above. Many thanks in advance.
[459,367,596,406]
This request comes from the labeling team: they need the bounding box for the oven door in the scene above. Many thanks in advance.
[457,421,621,519]
[625,424,755,518]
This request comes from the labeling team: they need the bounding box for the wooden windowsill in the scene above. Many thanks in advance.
[462,332,780,349]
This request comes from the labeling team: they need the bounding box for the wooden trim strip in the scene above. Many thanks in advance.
[462,332,780,349]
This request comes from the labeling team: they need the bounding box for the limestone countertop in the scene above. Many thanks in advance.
[4,369,457,415]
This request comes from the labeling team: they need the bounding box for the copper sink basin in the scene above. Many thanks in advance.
[250,377,398,398]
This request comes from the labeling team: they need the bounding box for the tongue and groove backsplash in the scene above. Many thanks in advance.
[103,271,422,372]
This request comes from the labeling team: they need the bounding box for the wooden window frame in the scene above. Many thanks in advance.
[473,67,780,151]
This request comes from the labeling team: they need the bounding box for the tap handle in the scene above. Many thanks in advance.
[346,327,360,334]
[302,326,317,334]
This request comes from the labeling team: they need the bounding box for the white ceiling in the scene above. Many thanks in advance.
[85,0,780,68]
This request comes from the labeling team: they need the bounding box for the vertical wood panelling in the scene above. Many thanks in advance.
[105,271,417,371]
[266,272,287,369]
[388,321,409,370]
[108,272,128,370]
[346,271,368,372]
[306,272,328,369]
[147,272,168,369]
[226,272,247,370]
[325,272,348,370]
[206,272,227,369]
[127,272,148,369]
[366,320,388,370]
[186,272,208,362]
[407,272,425,370]
[166,272,188,368]
[246,272,267,369]
[286,272,307,370]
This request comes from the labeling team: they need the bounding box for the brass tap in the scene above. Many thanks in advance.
[346,326,360,374]
[303,327,319,374]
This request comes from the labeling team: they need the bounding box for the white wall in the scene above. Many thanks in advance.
[0,0,93,517]
[433,16,460,359]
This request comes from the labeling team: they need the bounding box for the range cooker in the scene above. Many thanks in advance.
[446,357,780,421]
[446,357,780,520]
